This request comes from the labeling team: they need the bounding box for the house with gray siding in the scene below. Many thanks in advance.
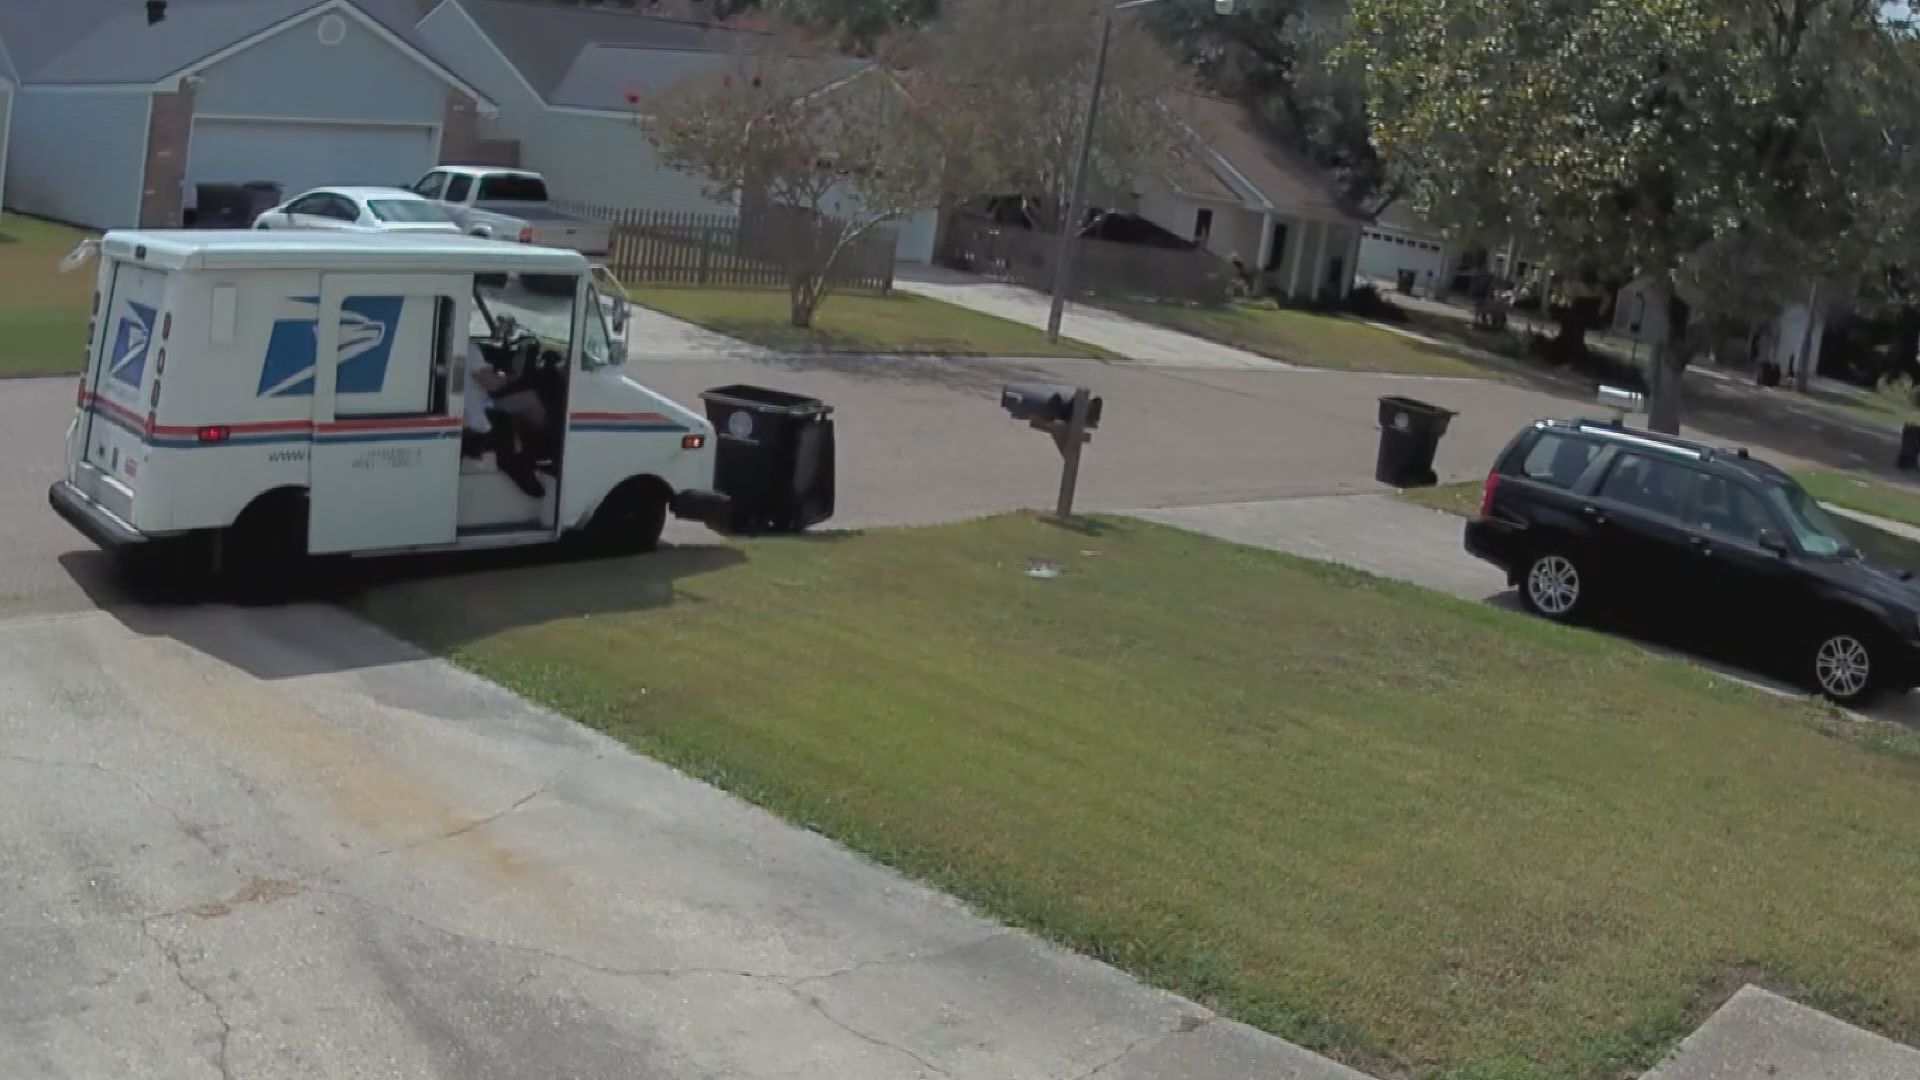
[0,35,16,208]
[416,0,941,263]
[0,0,494,230]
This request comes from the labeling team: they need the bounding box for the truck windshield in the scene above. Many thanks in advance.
[476,175,549,202]
[471,276,578,355]
[1764,479,1857,558]
[368,199,452,223]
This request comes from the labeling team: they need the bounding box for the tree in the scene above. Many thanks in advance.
[757,0,938,50]
[1150,0,1398,214]
[911,0,1196,235]
[640,44,950,326]
[1352,0,1920,432]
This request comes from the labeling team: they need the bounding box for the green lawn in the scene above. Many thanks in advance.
[635,286,1113,357]
[357,513,1920,1080]
[1398,480,1486,517]
[1109,298,1492,377]
[0,213,97,378]
[1795,469,1920,530]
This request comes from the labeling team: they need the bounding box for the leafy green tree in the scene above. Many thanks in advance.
[1151,0,1397,213]
[1353,0,1920,431]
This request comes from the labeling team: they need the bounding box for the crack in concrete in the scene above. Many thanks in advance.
[336,758,595,872]
[140,920,237,1080]
[1058,1017,1212,1080]
[791,988,955,1078]
[0,751,230,864]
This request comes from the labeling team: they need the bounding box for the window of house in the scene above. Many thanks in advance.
[1193,208,1213,245]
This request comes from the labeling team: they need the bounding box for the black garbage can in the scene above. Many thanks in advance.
[1396,269,1417,295]
[700,384,835,533]
[1375,396,1456,488]
[1899,423,1920,472]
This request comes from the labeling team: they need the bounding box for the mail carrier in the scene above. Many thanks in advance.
[51,230,728,577]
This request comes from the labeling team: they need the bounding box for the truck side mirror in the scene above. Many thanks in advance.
[1000,381,1103,429]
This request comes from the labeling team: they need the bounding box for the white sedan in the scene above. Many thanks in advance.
[253,187,464,234]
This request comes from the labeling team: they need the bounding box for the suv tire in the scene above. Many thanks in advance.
[1519,551,1587,622]
[1810,626,1883,707]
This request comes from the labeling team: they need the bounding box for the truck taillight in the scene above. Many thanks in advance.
[1479,470,1499,517]
[517,226,534,243]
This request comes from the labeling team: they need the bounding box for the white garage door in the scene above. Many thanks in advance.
[1357,228,1446,286]
[187,119,436,208]
[893,208,939,264]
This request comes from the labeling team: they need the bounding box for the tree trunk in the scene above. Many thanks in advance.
[1792,281,1821,393]
[1643,286,1691,435]
[789,274,818,328]
[1897,307,1920,381]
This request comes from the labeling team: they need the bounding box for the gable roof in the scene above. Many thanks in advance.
[1167,92,1359,223]
[458,0,746,99]
[0,0,488,103]
[0,33,17,83]
[449,0,863,113]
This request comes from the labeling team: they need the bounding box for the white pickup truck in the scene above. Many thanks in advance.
[409,167,612,261]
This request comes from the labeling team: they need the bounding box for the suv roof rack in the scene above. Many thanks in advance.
[1557,417,1751,463]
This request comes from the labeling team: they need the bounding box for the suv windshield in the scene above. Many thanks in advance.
[1764,479,1857,558]
[476,174,549,202]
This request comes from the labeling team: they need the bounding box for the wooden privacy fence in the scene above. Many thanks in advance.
[938,212,1231,306]
[555,202,896,294]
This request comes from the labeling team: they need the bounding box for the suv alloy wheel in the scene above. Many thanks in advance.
[1521,551,1585,621]
[1812,629,1880,706]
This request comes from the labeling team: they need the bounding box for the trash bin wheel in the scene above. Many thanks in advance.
[586,478,669,555]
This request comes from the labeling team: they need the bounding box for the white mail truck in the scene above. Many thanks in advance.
[50,230,729,579]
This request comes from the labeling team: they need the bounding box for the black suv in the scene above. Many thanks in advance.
[1466,418,1920,705]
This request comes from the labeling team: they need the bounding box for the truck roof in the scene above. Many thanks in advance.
[100,230,589,275]
[434,165,542,179]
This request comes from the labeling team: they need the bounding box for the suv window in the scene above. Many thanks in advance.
[1598,453,1699,519]
[445,174,473,202]
[1514,430,1601,489]
[1691,475,1775,544]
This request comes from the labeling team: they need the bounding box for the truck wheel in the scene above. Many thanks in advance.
[220,492,309,599]
[586,482,667,556]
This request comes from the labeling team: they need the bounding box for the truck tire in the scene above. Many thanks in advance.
[585,480,668,556]
[220,490,309,599]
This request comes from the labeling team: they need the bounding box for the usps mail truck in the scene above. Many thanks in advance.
[51,230,728,579]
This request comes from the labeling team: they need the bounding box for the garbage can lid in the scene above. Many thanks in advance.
[700,383,834,417]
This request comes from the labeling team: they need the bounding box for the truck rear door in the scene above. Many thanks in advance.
[79,260,168,500]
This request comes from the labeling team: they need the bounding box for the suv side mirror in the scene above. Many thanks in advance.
[1758,529,1789,556]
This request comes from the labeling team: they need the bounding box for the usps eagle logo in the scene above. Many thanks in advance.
[107,302,158,388]
[256,295,404,398]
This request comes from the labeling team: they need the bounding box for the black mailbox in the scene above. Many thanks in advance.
[1000,381,1103,429]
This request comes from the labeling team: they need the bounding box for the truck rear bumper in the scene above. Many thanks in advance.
[50,480,147,550]
[670,488,733,532]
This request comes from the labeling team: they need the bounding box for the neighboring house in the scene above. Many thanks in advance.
[1358,203,1451,293]
[0,0,494,230]
[1132,92,1367,303]
[415,0,939,263]
[0,32,15,209]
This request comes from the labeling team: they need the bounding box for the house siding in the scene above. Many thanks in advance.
[419,1,732,214]
[6,88,150,227]
[193,11,446,125]
[0,81,13,207]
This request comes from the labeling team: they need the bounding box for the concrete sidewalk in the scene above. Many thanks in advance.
[895,269,1287,370]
